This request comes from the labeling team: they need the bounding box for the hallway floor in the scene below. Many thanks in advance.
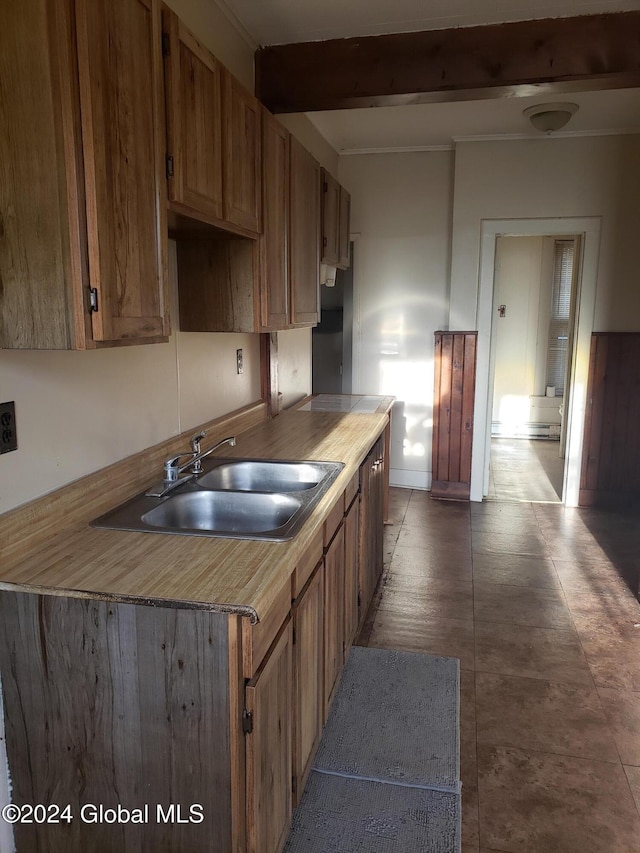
[489,438,564,503]
[358,488,640,852]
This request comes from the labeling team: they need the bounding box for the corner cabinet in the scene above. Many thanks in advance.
[0,0,169,349]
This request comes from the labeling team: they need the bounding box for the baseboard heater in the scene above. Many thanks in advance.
[491,422,561,439]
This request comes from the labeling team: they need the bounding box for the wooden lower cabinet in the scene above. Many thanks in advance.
[323,525,345,716]
[245,621,293,853]
[358,436,385,628]
[0,434,388,853]
[343,496,360,653]
[292,566,324,803]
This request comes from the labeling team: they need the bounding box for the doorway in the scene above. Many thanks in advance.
[488,234,580,502]
[471,217,601,507]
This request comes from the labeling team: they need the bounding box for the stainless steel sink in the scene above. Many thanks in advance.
[91,458,344,541]
[141,491,301,534]
[197,460,331,492]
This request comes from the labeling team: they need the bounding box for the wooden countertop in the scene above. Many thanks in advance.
[0,407,388,622]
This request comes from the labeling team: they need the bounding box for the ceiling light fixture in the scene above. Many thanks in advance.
[523,102,579,133]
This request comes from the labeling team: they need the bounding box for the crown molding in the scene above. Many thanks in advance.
[339,144,454,155]
[210,0,258,51]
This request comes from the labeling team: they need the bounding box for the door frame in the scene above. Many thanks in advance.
[471,217,601,506]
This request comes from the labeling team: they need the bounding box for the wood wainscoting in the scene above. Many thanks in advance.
[431,331,477,501]
[580,332,640,507]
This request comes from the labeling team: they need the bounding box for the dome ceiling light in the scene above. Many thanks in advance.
[523,102,579,133]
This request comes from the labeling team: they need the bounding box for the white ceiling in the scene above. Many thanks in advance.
[225,0,640,45]
[304,88,640,152]
[220,0,640,151]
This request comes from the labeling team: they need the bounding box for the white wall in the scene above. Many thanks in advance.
[277,114,340,177]
[450,135,640,331]
[491,235,561,428]
[339,151,454,489]
[164,0,255,89]
[0,0,265,515]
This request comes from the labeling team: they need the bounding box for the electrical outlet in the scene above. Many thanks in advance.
[0,401,17,454]
[236,348,244,375]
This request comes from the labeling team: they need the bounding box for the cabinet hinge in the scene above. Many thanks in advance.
[166,155,174,179]
[88,287,99,314]
[242,709,253,735]
[162,31,171,56]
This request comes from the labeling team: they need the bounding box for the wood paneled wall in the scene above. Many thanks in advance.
[580,332,640,507]
[0,593,236,853]
[431,332,477,501]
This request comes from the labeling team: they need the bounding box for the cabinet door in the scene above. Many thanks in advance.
[76,0,169,342]
[338,185,351,269]
[223,71,261,233]
[289,136,320,326]
[292,567,323,803]
[358,437,385,627]
[324,525,345,716]
[343,497,360,654]
[321,169,340,266]
[260,111,290,330]
[246,621,292,853]
[163,8,224,223]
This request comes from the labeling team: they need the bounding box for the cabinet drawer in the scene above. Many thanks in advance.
[243,577,291,678]
[344,471,359,511]
[323,494,345,548]
[293,530,323,599]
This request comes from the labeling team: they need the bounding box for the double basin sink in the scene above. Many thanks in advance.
[92,459,344,541]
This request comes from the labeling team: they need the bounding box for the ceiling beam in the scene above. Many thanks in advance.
[255,12,640,113]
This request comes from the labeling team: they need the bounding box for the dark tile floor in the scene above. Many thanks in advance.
[358,487,640,853]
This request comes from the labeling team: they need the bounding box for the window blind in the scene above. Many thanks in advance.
[546,240,574,394]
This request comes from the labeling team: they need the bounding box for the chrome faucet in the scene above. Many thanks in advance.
[146,433,236,498]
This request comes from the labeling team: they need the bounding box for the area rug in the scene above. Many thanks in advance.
[313,646,460,792]
[284,770,461,853]
[284,647,461,852]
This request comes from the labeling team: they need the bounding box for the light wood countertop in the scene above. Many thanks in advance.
[0,408,388,621]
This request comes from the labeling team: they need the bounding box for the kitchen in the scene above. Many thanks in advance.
[2,0,640,851]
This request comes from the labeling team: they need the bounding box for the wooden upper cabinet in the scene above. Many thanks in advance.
[77,0,169,344]
[321,170,351,271]
[338,185,351,269]
[289,137,320,326]
[0,0,169,349]
[162,7,223,222]
[321,169,340,266]
[260,110,290,330]
[162,9,260,237]
[223,70,261,234]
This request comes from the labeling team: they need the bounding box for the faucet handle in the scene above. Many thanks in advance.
[190,430,207,454]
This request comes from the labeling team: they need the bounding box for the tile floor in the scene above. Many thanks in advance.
[357,488,640,853]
